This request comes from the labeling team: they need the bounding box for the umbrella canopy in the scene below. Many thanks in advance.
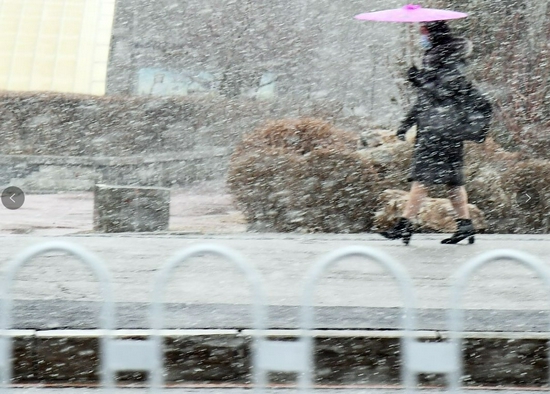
[354,4,468,23]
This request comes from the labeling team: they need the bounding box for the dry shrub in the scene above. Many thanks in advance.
[501,160,550,233]
[461,139,550,234]
[233,118,359,156]
[465,138,523,174]
[228,118,381,232]
[284,149,382,232]
[463,138,522,231]
[228,148,296,230]
[359,141,413,192]
[230,118,550,234]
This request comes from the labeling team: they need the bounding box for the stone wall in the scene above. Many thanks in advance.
[7,330,550,386]
[0,151,228,192]
[0,91,371,192]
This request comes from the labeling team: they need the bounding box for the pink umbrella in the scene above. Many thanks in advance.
[354,4,468,23]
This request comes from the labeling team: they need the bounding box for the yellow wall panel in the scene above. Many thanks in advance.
[22,9,43,19]
[0,18,20,31]
[56,62,78,76]
[32,79,52,90]
[41,23,62,36]
[58,40,80,54]
[0,36,18,50]
[1,3,23,15]
[15,39,36,53]
[37,41,58,54]
[64,20,84,36]
[92,66,107,80]
[91,81,105,95]
[43,5,64,19]
[33,61,56,77]
[66,4,84,14]
[0,0,115,95]
[11,56,33,72]
[0,63,11,76]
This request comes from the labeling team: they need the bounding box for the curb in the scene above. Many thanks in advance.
[7,329,549,387]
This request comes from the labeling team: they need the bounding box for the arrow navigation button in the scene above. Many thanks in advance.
[2,187,25,210]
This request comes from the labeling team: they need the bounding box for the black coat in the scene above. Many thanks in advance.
[398,37,483,186]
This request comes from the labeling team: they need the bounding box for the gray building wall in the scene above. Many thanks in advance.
[106,0,409,127]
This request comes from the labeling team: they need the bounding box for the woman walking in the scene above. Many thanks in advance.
[380,21,491,245]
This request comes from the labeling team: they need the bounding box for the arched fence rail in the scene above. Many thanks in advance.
[0,242,548,393]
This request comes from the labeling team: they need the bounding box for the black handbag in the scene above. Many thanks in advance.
[421,86,492,143]
[458,86,493,143]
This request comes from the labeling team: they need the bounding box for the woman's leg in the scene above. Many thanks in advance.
[443,185,476,244]
[380,182,427,245]
[402,181,428,219]
[447,185,470,219]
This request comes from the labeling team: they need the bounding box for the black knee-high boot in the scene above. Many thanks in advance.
[441,218,476,244]
[380,217,413,245]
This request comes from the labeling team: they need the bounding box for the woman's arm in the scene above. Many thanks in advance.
[396,102,419,140]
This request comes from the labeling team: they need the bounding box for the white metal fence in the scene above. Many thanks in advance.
[1,241,549,393]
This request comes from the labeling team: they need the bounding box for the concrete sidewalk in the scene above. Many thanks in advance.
[0,182,246,236]
[1,233,549,324]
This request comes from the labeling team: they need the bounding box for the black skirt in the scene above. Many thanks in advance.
[408,130,465,186]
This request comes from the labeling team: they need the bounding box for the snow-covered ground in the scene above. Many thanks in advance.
[0,181,246,235]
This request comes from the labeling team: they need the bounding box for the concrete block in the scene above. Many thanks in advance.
[93,184,170,233]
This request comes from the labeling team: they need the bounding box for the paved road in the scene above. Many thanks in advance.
[0,233,549,331]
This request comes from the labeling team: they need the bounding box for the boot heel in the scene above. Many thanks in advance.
[402,230,412,245]
[441,218,476,245]
[380,217,413,244]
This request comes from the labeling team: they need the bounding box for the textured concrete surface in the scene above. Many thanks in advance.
[0,181,246,236]
[1,233,549,314]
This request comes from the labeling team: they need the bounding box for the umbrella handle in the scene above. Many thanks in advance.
[407,24,415,65]
[406,24,420,68]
